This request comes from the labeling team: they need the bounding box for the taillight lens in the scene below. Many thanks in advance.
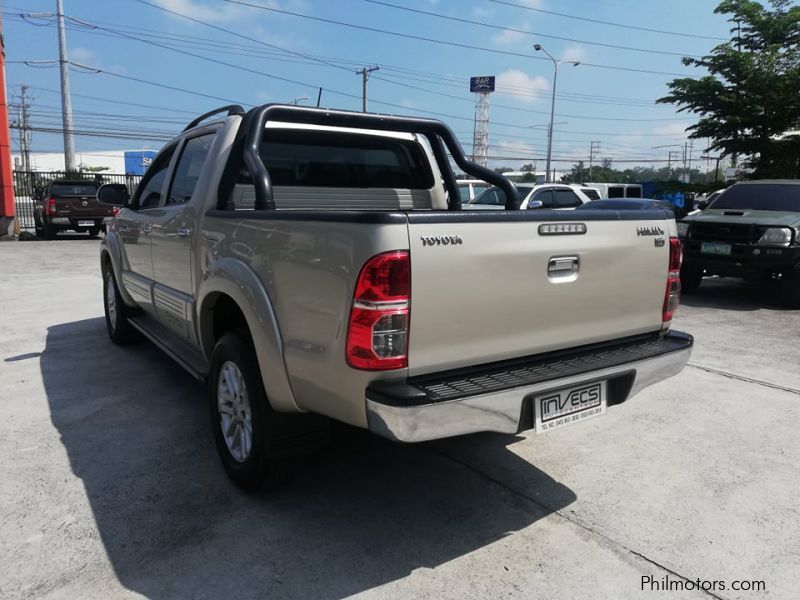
[112,206,120,217]
[45,197,56,216]
[346,251,410,370]
[663,237,682,324]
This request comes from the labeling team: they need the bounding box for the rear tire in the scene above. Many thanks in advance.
[43,218,57,240]
[680,265,703,294]
[209,332,284,492]
[780,265,800,309]
[103,269,138,344]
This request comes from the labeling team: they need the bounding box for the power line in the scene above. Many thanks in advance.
[361,0,699,58]
[8,12,677,111]
[486,0,727,41]
[220,0,699,77]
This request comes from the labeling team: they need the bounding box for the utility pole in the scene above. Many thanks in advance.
[588,140,600,181]
[14,85,32,172]
[356,65,379,113]
[56,0,76,171]
[668,150,680,177]
[687,140,694,183]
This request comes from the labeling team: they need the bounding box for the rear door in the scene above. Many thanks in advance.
[406,213,672,375]
[149,131,217,341]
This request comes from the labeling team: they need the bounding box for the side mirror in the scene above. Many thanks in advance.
[97,183,130,207]
[527,200,544,210]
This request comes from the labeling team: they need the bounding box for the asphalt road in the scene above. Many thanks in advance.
[1,236,798,600]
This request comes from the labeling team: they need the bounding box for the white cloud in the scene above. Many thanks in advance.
[561,44,587,63]
[153,0,245,22]
[471,5,492,19]
[493,27,528,46]
[69,47,96,65]
[496,69,549,103]
[652,123,691,136]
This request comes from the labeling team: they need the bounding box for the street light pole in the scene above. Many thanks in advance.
[534,43,579,182]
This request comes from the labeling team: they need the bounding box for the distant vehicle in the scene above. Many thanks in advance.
[456,179,490,203]
[34,179,118,239]
[678,180,800,306]
[570,184,602,201]
[586,183,643,199]
[467,183,591,210]
[577,198,677,215]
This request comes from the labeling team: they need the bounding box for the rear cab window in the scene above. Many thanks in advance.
[49,183,98,196]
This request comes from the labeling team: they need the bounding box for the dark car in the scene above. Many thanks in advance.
[34,179,118,239]
[678,180,800,306]
[576,198,678,215]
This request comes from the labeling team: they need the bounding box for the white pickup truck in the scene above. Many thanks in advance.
[98,104,692,491]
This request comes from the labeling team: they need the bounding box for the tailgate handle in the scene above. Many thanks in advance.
[548,256,579,275]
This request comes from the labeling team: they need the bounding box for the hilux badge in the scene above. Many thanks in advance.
[637,226,664,237]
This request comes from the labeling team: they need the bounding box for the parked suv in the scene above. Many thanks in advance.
[678,180,800,306]
[34,179,117,238]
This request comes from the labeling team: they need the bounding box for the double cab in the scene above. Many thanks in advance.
[99,104,693,491]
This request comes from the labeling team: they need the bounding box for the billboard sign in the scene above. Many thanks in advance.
[124,150,158,176]
[470,76,495,93]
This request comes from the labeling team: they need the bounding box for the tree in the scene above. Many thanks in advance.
[658,0,800,178]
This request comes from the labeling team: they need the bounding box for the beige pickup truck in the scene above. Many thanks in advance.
[98,104,692,491]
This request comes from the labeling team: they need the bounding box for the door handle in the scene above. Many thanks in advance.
[176,227,192,237]
[142,224,152,234]
[548,256,580,276]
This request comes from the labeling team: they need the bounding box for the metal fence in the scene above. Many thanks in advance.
[13,170,142,229]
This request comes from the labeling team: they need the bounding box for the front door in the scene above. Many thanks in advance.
[116,145,177,313]
[149,131,217,341]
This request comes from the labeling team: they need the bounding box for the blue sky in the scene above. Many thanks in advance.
[3,0,734,170]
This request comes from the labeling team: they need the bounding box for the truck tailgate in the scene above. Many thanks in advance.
[407,213,671,376]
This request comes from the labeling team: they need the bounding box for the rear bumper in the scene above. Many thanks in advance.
[366,331,693,442]
[50,217,106,227]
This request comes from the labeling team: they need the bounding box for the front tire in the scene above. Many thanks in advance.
[209,332,283,492]
[680,265,703,294]
[780,265,800,309]
[103,269,138,344]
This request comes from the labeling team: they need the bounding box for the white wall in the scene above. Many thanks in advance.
[12,151,127,173]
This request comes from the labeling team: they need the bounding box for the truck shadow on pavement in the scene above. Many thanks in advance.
[42,318,576,600]
[680,277,794,311]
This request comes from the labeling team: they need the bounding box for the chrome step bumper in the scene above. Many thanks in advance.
[366,331,693,442]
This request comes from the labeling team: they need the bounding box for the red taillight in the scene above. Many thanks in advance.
[45,197,56,216]
[112,206,120,217]
[663,237,682,324]
[346,251,410,370]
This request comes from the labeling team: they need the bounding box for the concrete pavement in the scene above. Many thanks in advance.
[1,238,797,599]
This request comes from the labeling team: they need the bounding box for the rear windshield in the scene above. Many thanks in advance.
[710,184,800,211]
[260,130,434,189]
[50,183,98,196]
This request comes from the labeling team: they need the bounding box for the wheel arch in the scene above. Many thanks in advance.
[198,257,301,413]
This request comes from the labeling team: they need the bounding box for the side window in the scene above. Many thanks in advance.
[553,189,582,208]
[608,186,625,199]
[532,189,554,208]
[167,134,215,206]
[133,146,176,210]
[458,186,471,203]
